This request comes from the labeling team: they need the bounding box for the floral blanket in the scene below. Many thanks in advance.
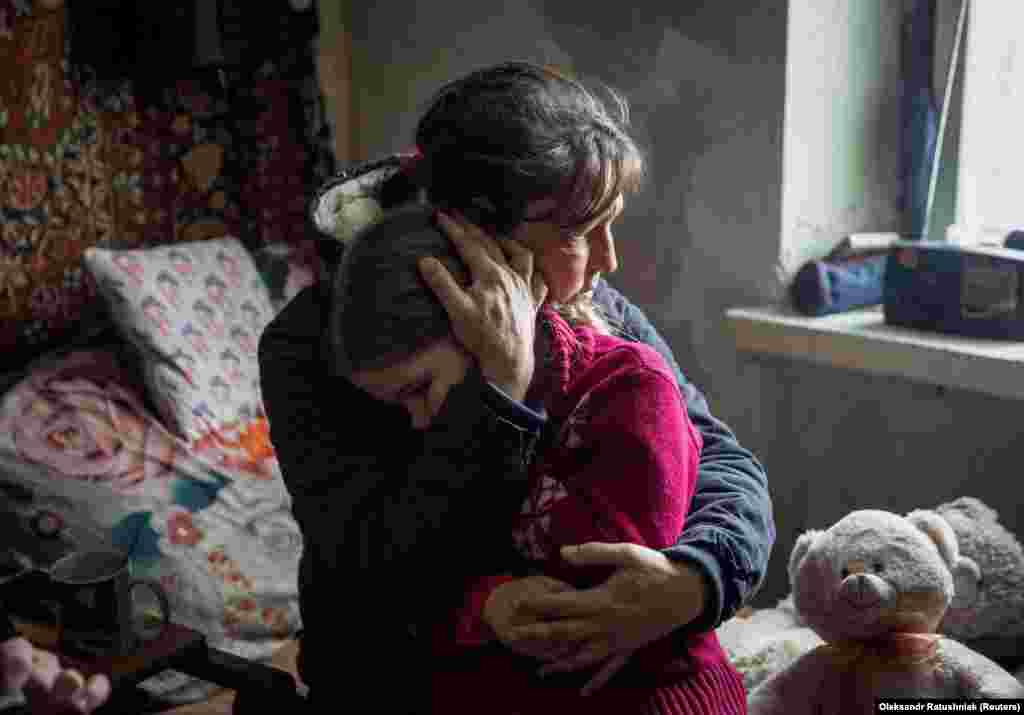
[0,348,302,702]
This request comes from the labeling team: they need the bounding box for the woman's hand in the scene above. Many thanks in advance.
[1,637,111,713]
[505,543,708,695]
[418,212,548,402]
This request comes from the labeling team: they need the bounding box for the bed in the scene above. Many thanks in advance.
[0,1,330,711]
[0,236,316,712]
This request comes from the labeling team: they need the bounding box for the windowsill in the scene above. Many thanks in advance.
[725,304,1024,401]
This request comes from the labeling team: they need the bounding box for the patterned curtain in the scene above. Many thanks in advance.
[0,0,334,372]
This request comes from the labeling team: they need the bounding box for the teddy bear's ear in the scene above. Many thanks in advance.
[950,555,981,609]
[906,508,981,608]
[906,509,960,565]
[787,529,822,589]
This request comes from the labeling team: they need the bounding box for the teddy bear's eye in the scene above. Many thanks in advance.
[872,562,884,573]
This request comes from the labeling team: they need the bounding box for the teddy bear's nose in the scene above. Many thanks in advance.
[839,560,884,608]
[840,568,882,609]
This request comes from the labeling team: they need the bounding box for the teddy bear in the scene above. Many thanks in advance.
[747,509,1024,714]
[934,497,1024,643]
[719,496,1024,691]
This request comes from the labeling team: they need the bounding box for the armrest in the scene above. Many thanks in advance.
[177,645,305,705]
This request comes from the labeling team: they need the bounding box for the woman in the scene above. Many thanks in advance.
[257,61,772,710]
[332,204,745,712]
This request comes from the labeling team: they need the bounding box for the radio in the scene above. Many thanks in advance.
[883,240,1024,340]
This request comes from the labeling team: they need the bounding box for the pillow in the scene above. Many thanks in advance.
[84,238,275,444]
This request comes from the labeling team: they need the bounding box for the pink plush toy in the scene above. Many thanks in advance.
[748,509,1024,714]
[0,635,110,713]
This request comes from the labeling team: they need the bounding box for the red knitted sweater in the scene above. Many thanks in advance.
[429,309,747,714]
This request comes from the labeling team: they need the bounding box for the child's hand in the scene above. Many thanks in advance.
[1,637,111,714]
[483,575,577,661]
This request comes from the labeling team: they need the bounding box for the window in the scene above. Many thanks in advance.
[728,1,1024,399]
[952,0,1024,244]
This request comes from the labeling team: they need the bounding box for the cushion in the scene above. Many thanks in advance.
[0,347,301,703]
[83,238,274,444]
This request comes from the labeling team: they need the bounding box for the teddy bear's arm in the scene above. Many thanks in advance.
[748,648,832,715]
[939,637,1024,698]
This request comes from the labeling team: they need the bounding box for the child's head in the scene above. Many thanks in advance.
[330,205,469,373]
[330,205,472,428]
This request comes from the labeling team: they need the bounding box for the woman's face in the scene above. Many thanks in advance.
[511,193,625,303]
[350,336,471,430]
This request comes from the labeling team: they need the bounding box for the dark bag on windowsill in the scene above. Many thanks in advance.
[790,253,889,317]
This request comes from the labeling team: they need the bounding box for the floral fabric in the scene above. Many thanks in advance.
[0,348,301,702]
[84,237,276,445]
[0,1,330,372]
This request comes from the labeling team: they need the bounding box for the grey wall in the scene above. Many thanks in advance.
[341,0,1023,605]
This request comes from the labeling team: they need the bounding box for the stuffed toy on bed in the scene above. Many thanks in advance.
[747,509,1024,714]
[720,496,1024,690]
[934,497,1024,642]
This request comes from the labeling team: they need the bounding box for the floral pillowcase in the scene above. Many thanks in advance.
[84,238,275,445]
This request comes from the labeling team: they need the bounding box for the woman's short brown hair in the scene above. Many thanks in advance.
[407,61,645,236]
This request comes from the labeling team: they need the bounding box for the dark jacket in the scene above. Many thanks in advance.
[0,608,15,642]
[257,279,774,704]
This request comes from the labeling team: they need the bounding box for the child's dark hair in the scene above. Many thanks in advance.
[328,205,469,375]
